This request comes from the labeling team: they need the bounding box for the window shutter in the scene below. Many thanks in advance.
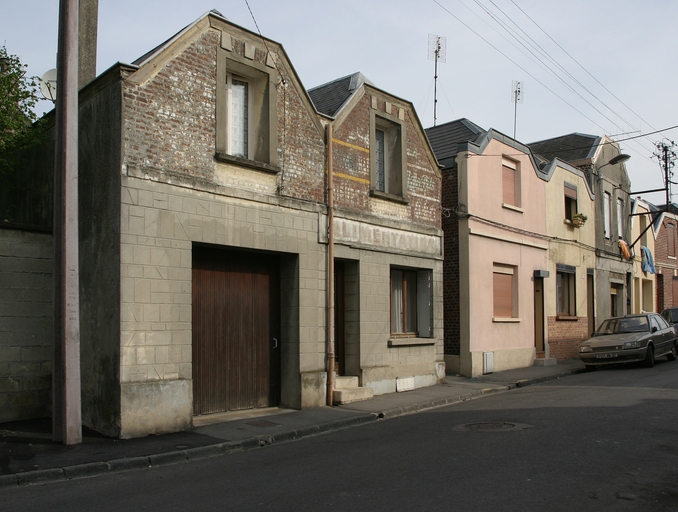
[417,269,432,338]
[564,184,577,199]
[493,272,513,317]
[502,166,515,205]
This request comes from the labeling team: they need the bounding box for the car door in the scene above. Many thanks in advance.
[650,314,671,355]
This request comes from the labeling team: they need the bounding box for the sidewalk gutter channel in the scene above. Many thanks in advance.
[1,368,584,488]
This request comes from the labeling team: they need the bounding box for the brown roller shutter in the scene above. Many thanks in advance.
[493,272,513,317]
[502,165,515,206]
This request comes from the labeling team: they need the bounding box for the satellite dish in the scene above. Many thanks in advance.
[40,69,57,102]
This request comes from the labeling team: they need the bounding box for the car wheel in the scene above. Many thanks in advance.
[667,344,677,362]
[584,365,596,372]
[644,344,655,368]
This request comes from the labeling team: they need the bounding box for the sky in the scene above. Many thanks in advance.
[2,0,677,204]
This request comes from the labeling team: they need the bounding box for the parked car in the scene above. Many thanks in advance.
[660,307,678,336]
[579,313,677,370]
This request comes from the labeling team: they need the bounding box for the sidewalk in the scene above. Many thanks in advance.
[0,359,585,488]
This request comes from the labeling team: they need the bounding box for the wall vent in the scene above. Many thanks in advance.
[483,352,494,374]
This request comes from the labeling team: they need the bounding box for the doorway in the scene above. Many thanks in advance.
[533,277,544,354]
[192,246,281,416]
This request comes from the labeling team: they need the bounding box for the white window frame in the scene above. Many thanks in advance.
[616,197,624,239]
[604,192,612,239]
[226,73,251,159]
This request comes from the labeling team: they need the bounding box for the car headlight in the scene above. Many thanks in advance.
[580,346,592,353]
[623,341,640,349]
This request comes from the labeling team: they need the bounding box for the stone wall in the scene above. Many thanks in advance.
[547,316,589,360]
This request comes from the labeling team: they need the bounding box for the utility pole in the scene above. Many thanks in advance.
[654,140,676,207]
[53,0,82,445]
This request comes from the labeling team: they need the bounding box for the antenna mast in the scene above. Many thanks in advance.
[512,80,523,139]
[428,34,446,127]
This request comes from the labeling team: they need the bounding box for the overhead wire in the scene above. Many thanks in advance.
[471,0,655,161]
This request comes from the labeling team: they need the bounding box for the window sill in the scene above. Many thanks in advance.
[388,337,436,347]
[215,152,280,174]
[492,317,521,323]
[502,203,523,213]
[370,189,409,205]
[556,315,579,321]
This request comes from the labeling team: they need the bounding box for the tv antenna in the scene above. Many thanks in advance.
[428,34,446,127]
[40,68,58,103]
[511,80,523,139]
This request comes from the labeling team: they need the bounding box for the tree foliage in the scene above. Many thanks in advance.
[0,45,43,157]
[0,46,49,226]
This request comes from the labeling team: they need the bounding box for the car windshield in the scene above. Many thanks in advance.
[662,309,678,323]
[596,317,649,335]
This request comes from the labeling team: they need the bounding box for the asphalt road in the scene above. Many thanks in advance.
[3,360,678,511]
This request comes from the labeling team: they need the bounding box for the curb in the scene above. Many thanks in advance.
[0,367,584,488]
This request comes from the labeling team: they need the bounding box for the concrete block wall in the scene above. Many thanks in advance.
[119,176,328,435]
[0,228,53,422]
[355,249,444,395]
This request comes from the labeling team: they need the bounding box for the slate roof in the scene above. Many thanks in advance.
[308,72,373,117]
[528,133,600,165]
[424,118,485,167]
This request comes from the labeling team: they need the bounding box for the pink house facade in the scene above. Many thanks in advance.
[427,120,548,377]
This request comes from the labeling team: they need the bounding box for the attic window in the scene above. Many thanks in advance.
[370,110,407,202]
[215,47,278,166]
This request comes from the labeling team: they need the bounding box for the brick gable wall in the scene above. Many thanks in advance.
[654,217,678,311]
[122,30,326,203]
[331,95,441,229]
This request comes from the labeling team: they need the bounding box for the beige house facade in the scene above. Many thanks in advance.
[630,199,659,314]
[540,159,596,360]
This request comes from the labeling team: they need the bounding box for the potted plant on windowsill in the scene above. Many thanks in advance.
[571,213,587,227]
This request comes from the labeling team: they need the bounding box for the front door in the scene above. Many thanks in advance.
[192,246,281,416]
[334,261,346,375]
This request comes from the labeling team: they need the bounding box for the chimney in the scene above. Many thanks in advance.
[78,0,98,88]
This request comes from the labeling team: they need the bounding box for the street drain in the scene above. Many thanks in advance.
[245,419,282,429]
[454,422,532,432]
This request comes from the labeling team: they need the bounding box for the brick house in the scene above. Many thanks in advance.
[426,119,548,377]
[653,205,678,312]
[308,73,444,397]
[0,11,443,436]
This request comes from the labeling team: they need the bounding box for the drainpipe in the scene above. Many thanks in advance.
[326,122,336,406]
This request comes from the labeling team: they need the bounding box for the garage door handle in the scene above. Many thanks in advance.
[273,338,278,349]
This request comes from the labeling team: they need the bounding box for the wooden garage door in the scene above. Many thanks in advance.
[192,246,281,416]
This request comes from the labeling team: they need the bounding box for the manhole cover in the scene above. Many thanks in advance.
[454,422,532,432]
[245,419,281,429]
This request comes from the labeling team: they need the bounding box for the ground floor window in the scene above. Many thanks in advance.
[390,267,432,337]
[493,264,517,319]
[556,264,576,316]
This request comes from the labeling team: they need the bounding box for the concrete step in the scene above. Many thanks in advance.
[333,386,374,405]
[533,357,557,367]
[334,376,359,389]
